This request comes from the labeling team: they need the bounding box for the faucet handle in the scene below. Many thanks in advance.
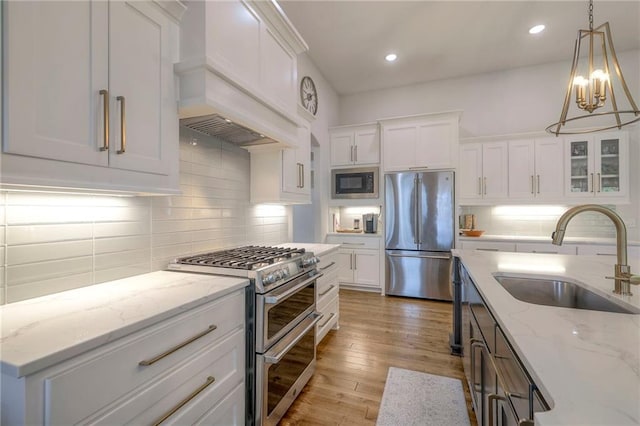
[605,274,640,285]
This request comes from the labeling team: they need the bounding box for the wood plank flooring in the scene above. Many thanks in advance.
[279,289,478,426]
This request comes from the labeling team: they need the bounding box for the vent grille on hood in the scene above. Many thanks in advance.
[180,114,277,147]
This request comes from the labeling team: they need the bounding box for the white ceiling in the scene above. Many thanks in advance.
[279,1,640,95]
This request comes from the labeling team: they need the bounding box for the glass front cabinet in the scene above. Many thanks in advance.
[565,131,628,200]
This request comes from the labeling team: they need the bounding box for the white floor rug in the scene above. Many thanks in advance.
[376,367,471,426]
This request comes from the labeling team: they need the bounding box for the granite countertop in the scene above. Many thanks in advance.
[278,242,341,257]
[0,271,249,378]
[453,249,640,425]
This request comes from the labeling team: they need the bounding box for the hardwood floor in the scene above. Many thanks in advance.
[279,289,478,426]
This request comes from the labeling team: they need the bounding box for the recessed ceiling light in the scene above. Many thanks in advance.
[385,53,398,62]
[529,24,545,34]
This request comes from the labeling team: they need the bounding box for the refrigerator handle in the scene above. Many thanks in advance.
[416,175,422,245]
[413,175,419,245]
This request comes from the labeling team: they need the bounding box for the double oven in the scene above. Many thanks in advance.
[169,246,323,426]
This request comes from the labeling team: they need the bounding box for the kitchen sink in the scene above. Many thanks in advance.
[492,274,640,314]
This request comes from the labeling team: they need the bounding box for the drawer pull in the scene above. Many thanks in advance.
[139,324,217,366]
[319,261,336,271]
[99,89,109,151]
[476,248,499,252]
[319,284,336,297]
[152,376,216,425]
[319,312,336,328]
[342,242,365,246]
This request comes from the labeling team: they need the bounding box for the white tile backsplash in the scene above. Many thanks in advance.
[0,126,290,304]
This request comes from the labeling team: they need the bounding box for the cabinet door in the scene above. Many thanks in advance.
[565,137,594,197]
[261,26,297,114]
[508,139,536,199]
[459,143,483,200]
[4,1,109,166]
[337,249,354,283]
[415,119,456,169]
[353,249,379,287]
[594,132,627,198]
[382,124,416,171]
[482,142,508,199]
[354,127,379,165]
[535,137,565,199]
[108,1,172,175]
[330,132,354,166]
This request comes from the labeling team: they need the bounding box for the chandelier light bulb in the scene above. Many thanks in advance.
[385,53,398,62]
[529,24,545,34]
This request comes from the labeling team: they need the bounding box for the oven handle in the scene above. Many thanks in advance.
[263,312,323,364]
[264,272,323,305]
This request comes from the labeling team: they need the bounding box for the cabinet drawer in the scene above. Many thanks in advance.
[44,290,244,425]
[317,275,339,306]
[316,295,339,343]
[317,251,338,274]
[326,235,380,250]
[460,241,516,252]
[82,329,244,425]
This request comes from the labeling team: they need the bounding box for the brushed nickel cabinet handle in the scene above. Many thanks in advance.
[537,175,540,194]
[319,312,336,328]
[596,172,601,192]
[530,175,534,194]
[152,376,216,426]
[319,261,336,271]
[99,89,109,151]
[350,146,354,162]
[138,324,217,366]
[116,96,126,154]
[302,164,305,188]
[350,253,353,270]
[319,284,336,297]
[478,177,482,195]
[354,253,357,270]
[484,177,487,195]
[354,145,358,162]
[590,173,594,193]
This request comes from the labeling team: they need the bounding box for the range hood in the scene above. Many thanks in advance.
[180,114,278,147]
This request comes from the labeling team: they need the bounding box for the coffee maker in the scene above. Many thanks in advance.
[362,213,379,233]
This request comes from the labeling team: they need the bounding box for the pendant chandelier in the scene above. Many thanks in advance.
[546,0,640,135]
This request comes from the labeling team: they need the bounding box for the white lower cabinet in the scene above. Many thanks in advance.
[326,235,381,290]
[315,250,340,344]
[2,289,245,425]
[459,241,516,252]
[516,242,577,255]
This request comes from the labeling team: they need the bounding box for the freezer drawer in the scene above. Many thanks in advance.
[385,250,452,301]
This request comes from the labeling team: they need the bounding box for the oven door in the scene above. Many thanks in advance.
[255,312,322,426]
[256,271,321,353]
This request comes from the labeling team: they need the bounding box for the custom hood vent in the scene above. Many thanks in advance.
[180,114,277,147]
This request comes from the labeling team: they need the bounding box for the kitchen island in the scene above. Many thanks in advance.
[454,249,640,425]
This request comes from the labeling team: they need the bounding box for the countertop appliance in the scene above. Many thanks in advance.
[168,246,322,426]
[363,213,379,233]
[385,171,454,301]
[331,167,378,199]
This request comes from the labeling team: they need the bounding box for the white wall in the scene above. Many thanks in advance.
[339,49,640,241]
[0,127,290,304]
[291,53,340,243]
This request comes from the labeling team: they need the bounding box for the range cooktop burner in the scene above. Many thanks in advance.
[176,245,306,270]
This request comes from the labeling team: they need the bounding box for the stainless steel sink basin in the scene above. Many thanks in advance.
[493,274,640,314]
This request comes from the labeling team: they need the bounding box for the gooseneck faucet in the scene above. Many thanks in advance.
[552,204,639,296]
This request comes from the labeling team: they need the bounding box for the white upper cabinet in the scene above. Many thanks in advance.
[459,142,508,202]
[249,121,311,204]
[380,112,460,172]
[2,0,184,193]
[508,137,564,200]
[329,124,379,167]
[565,131,629,202]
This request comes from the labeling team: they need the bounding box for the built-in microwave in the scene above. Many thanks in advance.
[331,167,379,199]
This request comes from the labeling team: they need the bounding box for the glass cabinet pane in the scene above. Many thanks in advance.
[599,138,620,192]
[570,140,589,193]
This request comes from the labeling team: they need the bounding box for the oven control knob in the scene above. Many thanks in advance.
[264,273,276,284]
[274,270,284,280]
[281,268,290,278]
[302,256,320,268]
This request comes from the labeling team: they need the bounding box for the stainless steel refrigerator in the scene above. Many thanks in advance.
[385,171,454,300]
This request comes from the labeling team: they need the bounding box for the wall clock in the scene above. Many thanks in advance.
[300,76,318,115]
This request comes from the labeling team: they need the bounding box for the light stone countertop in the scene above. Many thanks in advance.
[278,242,341,257]
[326,232,382,238]
[458,234,640,246]
[453,249,640,426]
[0,271,248,378]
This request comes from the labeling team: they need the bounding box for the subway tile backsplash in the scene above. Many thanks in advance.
[0,128,290,304]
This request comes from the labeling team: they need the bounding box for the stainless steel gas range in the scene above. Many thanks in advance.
[168,246,322,426]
